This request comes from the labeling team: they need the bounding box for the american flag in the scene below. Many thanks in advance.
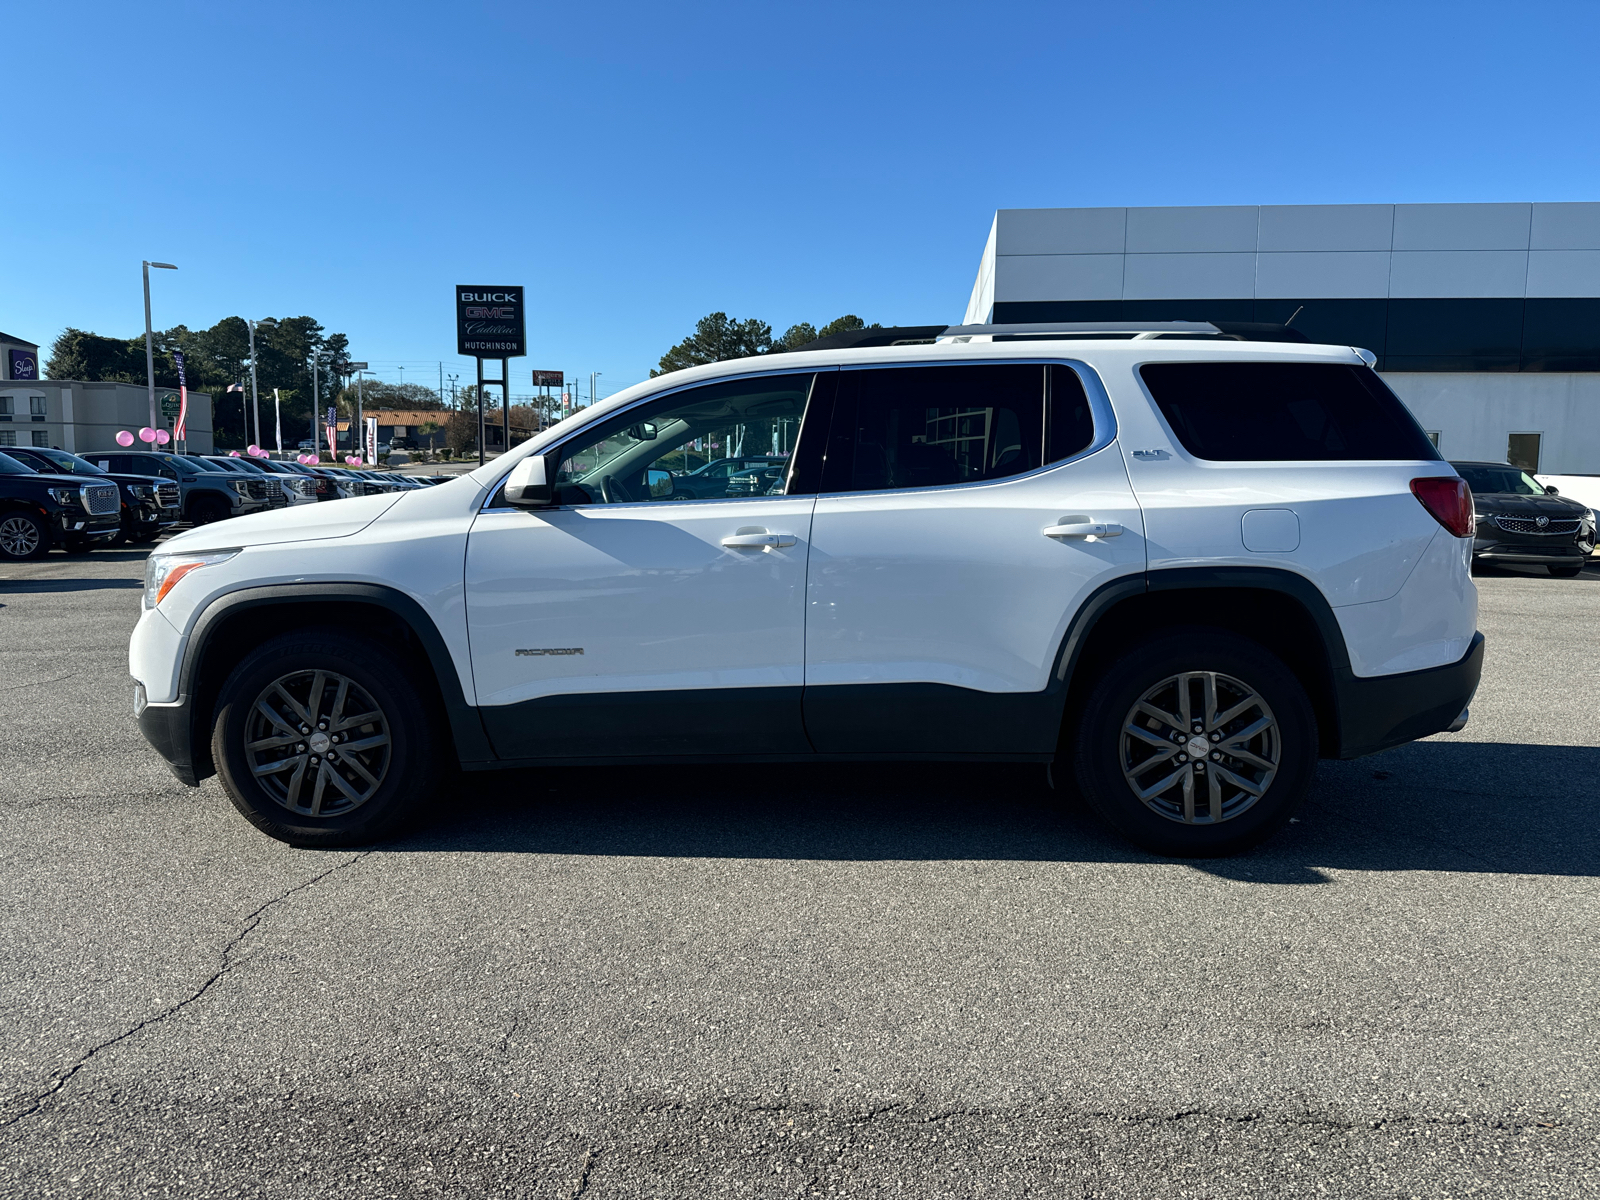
[226,382,244,393]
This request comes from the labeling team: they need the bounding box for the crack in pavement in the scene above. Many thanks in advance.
[565,1147,598,1199]
[1,851,372,1128]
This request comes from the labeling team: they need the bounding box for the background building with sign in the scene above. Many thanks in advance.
[0,378,214,454]
[964,201,1600,473]
[1,332,40,383]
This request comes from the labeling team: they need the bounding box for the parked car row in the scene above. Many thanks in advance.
[0,447,442,561]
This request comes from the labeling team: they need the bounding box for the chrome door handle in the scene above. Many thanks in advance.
[1043,521,1122,540]
[721,530,797,550]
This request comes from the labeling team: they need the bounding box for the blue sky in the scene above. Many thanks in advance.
[7,1,1598,401]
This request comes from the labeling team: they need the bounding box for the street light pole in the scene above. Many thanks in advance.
[142,260,177,434]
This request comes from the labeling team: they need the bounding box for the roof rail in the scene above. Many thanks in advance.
[940,320,1309,344]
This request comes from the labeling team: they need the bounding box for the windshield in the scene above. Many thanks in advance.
[0,452,37,475]
[30,448,106,475]
[1454,465,1547,496]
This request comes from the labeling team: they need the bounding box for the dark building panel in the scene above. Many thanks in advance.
[993,296,1600,371]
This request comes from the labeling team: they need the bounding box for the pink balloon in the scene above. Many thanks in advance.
[115,430,135,447]
[139,427,157,443]
[247,444,260,455]
[228,450,241,456]
[155,430,170,445]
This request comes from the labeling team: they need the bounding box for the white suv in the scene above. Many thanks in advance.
[130,324,1483,855]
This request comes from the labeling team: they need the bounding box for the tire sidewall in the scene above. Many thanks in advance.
[212,632,442,846]
[1073,629,1317,856]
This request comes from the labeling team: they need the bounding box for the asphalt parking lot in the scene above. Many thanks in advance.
[1,546,1596,1198]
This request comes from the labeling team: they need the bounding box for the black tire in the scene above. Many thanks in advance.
[1071,628,1317,857]
[189,495,230,525]
[126,524,161,545]
[211,629,449,847]
[1548,563,1584,578]
[0,511,49,561]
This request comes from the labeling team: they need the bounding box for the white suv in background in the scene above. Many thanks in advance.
[130,323,1482,856]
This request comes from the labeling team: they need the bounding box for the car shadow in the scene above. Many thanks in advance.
[387,739,1600,883]
[0,578,143,592]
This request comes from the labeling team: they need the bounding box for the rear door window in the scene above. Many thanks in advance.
[1138,361,1440,462]
[821,363,1095,494]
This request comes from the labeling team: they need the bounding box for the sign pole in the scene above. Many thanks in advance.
[476,356,486,466]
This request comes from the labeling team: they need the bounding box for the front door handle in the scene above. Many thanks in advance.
[1043,521,1123,540]
[721,528,797,550]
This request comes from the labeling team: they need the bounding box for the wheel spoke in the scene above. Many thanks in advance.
[1212,694,1260,730]
[340,733,390,753]
[271,683,314,727]
[332,710,383,733]
[1208,766,1224,822]
[342,754,380,789]
[254,700,298,735]
[1202,673,1219,731]
[1213,764,1266,797]
[1177,674,1193,728]
[1124,724,1177,751]
[245,732,300,752]
[329,677,350,728]
[1133,700,1183,731]
[1135,766,1186,802]
[1222,716,1273,749]
[323,765,364,803]
[1180,766,1195,822]
[1225,745,1276,772]
[251,756,300,778]
[304,671,327,724]
[284,757,309,810]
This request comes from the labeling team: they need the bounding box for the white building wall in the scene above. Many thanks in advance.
[1383,373,1600,474]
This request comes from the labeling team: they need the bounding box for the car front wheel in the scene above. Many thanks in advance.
[0,512,49,561]
[211,630,449,846]
[1548,563,1584,578]
[1071,629,1317,857]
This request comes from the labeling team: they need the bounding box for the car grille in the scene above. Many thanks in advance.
[247,479,268,500]
[264,478,283,499]
[82,483,121,516]
[1494,515,1580,535]
[156,481,180,509]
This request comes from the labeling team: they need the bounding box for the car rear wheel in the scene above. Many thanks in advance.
[211,630,449,847]
[0,512,48,561]
[1071,628,1317,857]
[1548,563,1584,577]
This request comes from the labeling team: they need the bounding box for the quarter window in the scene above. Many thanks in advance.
[549,373,815,505]
[1138,361,1440,462]
[820,363,1095,494]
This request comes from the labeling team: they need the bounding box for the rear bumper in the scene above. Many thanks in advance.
[1333,632,1485,759]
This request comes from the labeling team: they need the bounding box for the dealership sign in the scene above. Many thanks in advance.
[8,348,37,380]
[532,369,563,387]
[456,286,525,357]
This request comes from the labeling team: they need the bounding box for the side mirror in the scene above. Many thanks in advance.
[503,454,553,507]
[627,422,658,441]
[1545,485,1560,495]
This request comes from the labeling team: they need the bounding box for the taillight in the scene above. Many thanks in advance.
[1411,476,1474,537]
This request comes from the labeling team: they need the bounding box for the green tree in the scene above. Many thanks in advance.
[652,312,775,376]
[45,329,145,382]
[772,322,817,352]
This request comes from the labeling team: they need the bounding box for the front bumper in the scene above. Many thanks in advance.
[1472,541,1588,566]
[137,697,202,787]
[1333,632,1485,759]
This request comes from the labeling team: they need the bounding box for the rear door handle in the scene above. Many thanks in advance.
[721,529,797,550]
[1043,521,1122,540]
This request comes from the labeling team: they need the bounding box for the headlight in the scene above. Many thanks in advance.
[143,549,241,610]
[231,480,249,497]
[48,487,80,506]
[130,484,154,499]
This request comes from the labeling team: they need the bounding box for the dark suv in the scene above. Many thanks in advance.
[0,451,122,560]
[3,446,180,545]
[1451,461,1596,577]
[87,450,270,525]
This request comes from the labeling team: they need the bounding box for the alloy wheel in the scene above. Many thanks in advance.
[1118,671,1280,825]
[243,670,392,818]
[0,515,41,558]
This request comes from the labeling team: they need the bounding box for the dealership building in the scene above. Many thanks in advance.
[964,202,1600,473]
[0,338,215,454]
